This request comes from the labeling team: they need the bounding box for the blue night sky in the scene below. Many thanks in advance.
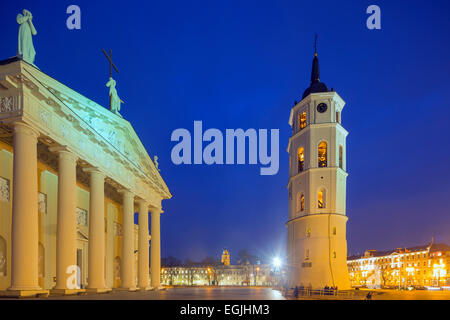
[1,0,449,263]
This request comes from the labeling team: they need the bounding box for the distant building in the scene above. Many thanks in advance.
[221,249,230,266]
[160,251,273,286]
[347,242,450,288]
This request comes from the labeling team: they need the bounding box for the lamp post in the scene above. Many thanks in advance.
[255,266,260,286]
[207,267,211,286]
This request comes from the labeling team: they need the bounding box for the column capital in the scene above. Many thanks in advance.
[13,121,40,138]
[136,199,149,207]
[49,146,78,162]
[118,188,133,196]
[83,166,105,178]
[149,205,163,215]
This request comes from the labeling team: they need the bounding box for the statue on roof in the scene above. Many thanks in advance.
[154,155,160,171]
[17,9,37,65]
[106,77,123,116]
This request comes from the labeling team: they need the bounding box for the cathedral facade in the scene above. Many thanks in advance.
[286,50,350,289]
[0,57,171,297]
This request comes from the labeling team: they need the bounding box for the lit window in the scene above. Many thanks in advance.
[298,147,304,173]
[318,188,326,208]
[299,111,307,130]
[339,145,343,169]
[296,193,302,213]
[318,141,327,167]
[301,194,305,211]
[306,228,311,238]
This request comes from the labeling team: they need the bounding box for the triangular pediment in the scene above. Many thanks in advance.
[18,61,171,198]
[77,229,88,241]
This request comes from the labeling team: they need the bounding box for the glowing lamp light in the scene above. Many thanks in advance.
[273,257,282,268]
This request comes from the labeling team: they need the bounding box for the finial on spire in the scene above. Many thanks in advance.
[314,34,318,56]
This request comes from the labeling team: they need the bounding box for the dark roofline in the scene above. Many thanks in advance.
[348,242,450,260]
[0,56,22,65]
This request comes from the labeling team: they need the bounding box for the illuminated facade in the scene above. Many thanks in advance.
[161,264,272,286]
[221,249,230,266]
[0,57,171,297]
[286,48,350,289]
[347,242,450,288]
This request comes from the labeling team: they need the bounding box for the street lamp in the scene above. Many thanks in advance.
[272,257,282,287]
[273,257,281,269]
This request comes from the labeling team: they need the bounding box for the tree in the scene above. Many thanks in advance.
[236,249,259,265]
[201,256,220,266]
[161,256,182,267]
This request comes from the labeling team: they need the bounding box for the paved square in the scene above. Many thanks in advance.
[32,287,286,300]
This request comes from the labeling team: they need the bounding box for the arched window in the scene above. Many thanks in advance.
[299,111,307,131]
[298,147,304,173]
[339,145,343,169]
[296,193,301,212]
[333,227,336,235]
[300,194,305,211]
[0,236,6,276]
[318,188,326,208]
[318,141,327,167]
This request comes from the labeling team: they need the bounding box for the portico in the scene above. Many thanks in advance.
[0,57,171,297]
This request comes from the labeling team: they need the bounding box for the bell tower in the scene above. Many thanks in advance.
[286,42,350,289]
[221,249,230,266]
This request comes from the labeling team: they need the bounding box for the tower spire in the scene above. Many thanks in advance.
[302,34,328,99]
[311,34,320,83]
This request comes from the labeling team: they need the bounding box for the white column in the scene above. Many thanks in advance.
[50,147,79,292]
[119,189,137,290]
[150,207,162,289]
[137,200,150,290]
[8,122,42,293]
[84,168,108,292]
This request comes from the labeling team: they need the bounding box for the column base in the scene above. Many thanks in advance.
[50,288,86,296]
[138,286,152,291]
[151,286,165,291]
[1,289,49,298]
[115,287,138,292]
[86,288,112,294]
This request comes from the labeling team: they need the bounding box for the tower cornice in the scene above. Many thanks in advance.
[285,212,348,226]
[287,166,348,188]
[288,91,345,127]
[286,122,348,153]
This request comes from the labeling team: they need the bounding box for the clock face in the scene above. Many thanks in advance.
[317,103,328,113]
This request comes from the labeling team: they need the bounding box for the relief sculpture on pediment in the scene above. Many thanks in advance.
[0,96,21,113]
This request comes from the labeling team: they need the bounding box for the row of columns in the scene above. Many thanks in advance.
[7,122,162,295]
